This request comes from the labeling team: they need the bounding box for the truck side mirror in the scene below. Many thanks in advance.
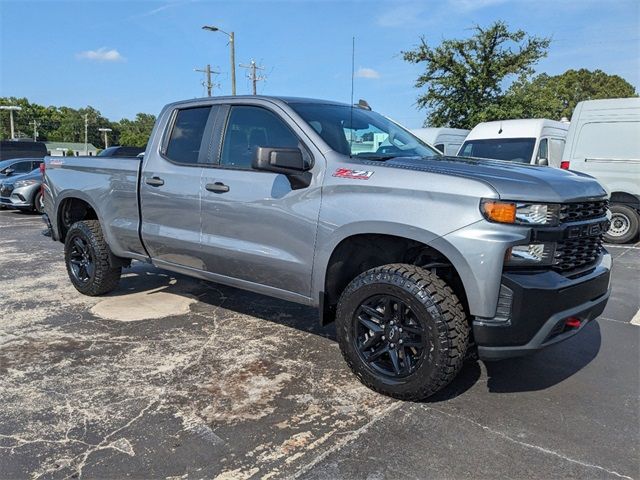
[252,147,312,189]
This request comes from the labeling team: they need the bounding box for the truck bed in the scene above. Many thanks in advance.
[44,156,147,260]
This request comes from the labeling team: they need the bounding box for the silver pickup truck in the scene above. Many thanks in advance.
[43,96,612,400]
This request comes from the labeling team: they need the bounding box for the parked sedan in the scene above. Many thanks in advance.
[0,168,44,213]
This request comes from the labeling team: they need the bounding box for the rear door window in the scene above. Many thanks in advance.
[164,106,213,165]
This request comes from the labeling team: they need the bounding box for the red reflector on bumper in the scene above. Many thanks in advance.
[565,317,581,328]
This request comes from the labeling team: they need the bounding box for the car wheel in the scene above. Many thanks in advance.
[335,264,469,400]
[34,191,45,214]
[605,204,639,244]
[64,220,121,296]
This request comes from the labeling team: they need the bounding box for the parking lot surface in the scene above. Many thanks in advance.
[1,209,638,479]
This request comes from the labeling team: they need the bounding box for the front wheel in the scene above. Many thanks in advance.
[64,220,121,296]
[336,264,470,401]
[33,191,44,214]
[605,204,639,244]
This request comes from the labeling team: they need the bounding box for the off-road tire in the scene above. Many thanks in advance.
[64,220,121,296]
[605,204,639,244]
[336,264,469,401]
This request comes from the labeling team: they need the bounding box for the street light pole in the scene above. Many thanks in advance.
[229,31,236,96]
[0,105,23,139]
[202,25,236,96]
[98,127,112,149]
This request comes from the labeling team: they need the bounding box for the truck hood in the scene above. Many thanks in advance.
[370,156,607,203]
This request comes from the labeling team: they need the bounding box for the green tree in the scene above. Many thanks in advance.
[403,21,550,129]
[503,69,638,120]
[117,113,156,147]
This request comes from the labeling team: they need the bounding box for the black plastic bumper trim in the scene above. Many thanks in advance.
[477,288,610,361]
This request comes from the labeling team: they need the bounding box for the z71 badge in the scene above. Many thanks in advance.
[333,168,374,180]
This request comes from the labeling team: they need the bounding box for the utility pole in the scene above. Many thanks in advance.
[239,60,265,95]
[194,64,220,96]
[0,105,22,139]
[84,114,89,155]
[30,120,40,141]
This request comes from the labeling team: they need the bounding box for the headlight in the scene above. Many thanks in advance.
[14,179,38,188]
[481,200,560,226]
[505,243,556,266]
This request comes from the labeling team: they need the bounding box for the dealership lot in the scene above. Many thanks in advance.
[0,209,638,479]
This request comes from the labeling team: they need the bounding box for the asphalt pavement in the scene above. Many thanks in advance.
[1,209,638,479]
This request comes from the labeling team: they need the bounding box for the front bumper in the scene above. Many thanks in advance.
[0,185,37,209]
[475,253,611,361]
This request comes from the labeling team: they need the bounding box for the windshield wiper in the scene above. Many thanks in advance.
[353,153,398,161]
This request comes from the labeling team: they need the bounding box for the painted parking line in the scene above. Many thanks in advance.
[604,244,640,250]
[631,309,640,326]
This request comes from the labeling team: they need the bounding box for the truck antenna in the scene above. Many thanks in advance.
[349,36,355,158]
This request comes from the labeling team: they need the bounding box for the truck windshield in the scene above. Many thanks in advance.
[458,138,536,163]
[289,103,440,159]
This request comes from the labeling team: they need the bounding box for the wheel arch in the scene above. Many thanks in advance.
[55,192,101,242]
[610,191,640,211]
[314,222,471,325]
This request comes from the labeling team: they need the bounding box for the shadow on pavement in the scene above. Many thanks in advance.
[484,320,602,393]
[107,262,602,399]
[109,262,335,339]
[425,321,602,401]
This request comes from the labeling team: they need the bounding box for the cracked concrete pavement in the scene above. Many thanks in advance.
[1,209,638,479]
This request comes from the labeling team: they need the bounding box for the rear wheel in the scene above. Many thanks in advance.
[605,204,639,244]
[336,264,469,400]
[64,220,121,295]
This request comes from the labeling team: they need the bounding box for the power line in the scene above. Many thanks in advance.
[239,60,266,95]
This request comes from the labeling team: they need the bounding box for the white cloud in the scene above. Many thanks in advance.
[355,67,381,79]
[76,48,125,62]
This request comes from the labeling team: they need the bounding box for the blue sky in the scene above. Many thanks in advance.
[1,0,638,127]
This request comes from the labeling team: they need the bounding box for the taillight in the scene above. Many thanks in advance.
[39,162,45,175]
[560,161,570,170]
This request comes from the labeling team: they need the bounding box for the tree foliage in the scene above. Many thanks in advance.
[0,97,155,148]
[503,69,638,120]
[403,21,550,129]
[117,113,156,147]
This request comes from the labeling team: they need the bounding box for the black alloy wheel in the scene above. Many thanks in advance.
[354,294,426,378]
[68,235,95,284]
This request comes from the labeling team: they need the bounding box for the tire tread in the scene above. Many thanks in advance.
[336,263,469,401]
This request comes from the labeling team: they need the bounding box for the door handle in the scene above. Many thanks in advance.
[145,176,164,187]
[206,182,230,194]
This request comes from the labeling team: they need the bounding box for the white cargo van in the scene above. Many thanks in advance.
[561,98,640,243]
[411,127,470,155]
[458,119,569,166]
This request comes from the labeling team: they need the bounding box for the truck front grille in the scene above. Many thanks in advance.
[559,200,609,223]
[553,235,604,272]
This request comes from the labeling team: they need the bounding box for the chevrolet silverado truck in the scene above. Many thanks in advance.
[43,96,612,400]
